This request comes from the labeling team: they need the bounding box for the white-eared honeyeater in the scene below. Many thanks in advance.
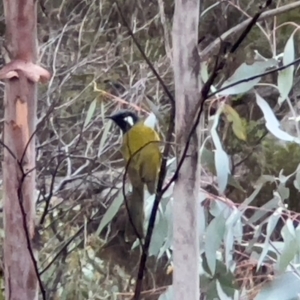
[107,110,161,240]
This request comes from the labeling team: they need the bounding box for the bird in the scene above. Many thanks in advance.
[107,109,161,241]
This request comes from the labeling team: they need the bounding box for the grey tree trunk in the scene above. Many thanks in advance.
[172,0,202,299]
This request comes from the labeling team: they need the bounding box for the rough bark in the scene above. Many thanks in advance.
[172,0,201,299]
[3,1,39,299]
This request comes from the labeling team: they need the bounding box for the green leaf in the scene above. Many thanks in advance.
[251,241,284,260]
[278,33,295,105]
[209,199,229,217]
[210,110,231,193]
[295,225,300,252]
[210,108,223,149]
[214,147,230,193]
[200,147,245,192]
[200,61,217,93]
[257,210,281,270]
[276,241,298,273]
[283,34,295,66]
[84,98,97,128]
[255,93,300,143]
[201,256,237,298]
[98,121,112,157]
[200,61,209,82]
[255,272,300,300]
[247,193,280,224]
[225,209,242,267]
[224,227,234,270]
[219,59,277,95]
[223,104,247,141]
[278,168,298,184]
[293,164,300,191]
[148,210,168,257]
[277,183,289,201]
[278,69,294,105]
[216,280,232,300]
[96,189,123,236]
[277,221,297,272]
[158,199,173,258]
[205,215,226,274]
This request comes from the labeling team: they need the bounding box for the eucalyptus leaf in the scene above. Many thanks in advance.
[200,61,209,82]
[223,104,247,141]
[224,227,234,270]
[205,215,226,274]
[278,69,294,105]
[202,256,237,298]
[211,110,222,149]
[216,280,233,300]
[219,59,277,95]
[148,211,168,257]
[200,61,217,93]
[240,179,264,210]
[210,198,229,217]
[226,209,243,246]
[283,33,295,66]
[208,111,233,193]
[158,199,173,258]
[295,225,300,251]
[200,147,245,192]
[84,98,97,128]
[277,241,298,273]
[96,189,123,236]
[255,271,300,300]
[277,183,290,201]
[256,93,300,143]
[247,194,281,224]
[282,219,295,239]
[278,33,295,104]
[257,211,281,270]
[293,164,300,191]
[251,241,284,259]
[98,121,112,157]
[214,148,230,193]
[278,168,298,184]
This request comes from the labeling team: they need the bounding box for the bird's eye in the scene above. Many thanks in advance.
[124,116,134,126]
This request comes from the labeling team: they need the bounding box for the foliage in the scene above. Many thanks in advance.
[0,0,299,299]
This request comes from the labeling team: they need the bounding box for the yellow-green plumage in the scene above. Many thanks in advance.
[122,123,161,194]
[107,110,161,241]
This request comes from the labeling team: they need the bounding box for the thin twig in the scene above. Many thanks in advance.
[201,1,300,60]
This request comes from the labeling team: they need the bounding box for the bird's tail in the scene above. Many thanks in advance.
[125,185,145,242]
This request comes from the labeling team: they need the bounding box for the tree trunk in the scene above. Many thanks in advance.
[3,1,39,299]
[172,0,201,299]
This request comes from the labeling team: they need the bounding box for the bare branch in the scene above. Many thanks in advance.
[201,1,300,60]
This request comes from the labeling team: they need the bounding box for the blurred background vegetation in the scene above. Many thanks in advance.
[0,0,299,299]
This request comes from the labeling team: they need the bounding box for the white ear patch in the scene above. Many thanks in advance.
[124,116,134,126]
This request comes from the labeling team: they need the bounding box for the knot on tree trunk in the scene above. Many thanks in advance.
[0,59,51,83]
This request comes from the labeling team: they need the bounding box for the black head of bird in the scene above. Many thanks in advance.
[106,110,139,133]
